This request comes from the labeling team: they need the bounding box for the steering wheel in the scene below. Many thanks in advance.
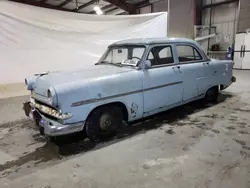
[131,57,141,61]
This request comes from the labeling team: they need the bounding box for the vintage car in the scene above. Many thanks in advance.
[23,38,236,141]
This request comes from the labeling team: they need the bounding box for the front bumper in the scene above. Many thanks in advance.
[23,102,85,136]
[39,115,85,136]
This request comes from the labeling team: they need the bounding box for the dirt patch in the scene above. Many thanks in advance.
[211,129,220,134]
[1,169,12,177]
[229,115,238,121]
[0,142,61,176]
[238,130,249,135]
[234,108,250,112]
[234,139,246,146]
[226,126,236,130]
[237,122,247,128]
[240,150,250,158]
[165,129,175,135]
[218,160,243,181]
[196,124,211,130]
[242,146,250,151]
[202,114,218,119]
[0,119,31,130]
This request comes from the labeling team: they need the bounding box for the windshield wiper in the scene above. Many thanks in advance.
[95,61,122,67]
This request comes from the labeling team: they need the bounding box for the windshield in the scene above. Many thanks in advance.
[98,45,146,67]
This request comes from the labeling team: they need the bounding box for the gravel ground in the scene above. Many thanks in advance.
[0,70,249,188]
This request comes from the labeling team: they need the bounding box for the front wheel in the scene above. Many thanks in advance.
[85,106,123,142]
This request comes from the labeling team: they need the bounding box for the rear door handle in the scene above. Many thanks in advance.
[172,65,180,69]
[203,62,209,65]
[172,66,181,72]
[240,45,243,58]
[243,45,246,57]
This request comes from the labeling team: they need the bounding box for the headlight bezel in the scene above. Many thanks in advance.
[25,76,37,91]
[47,87,58,107]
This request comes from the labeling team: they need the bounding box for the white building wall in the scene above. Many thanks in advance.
[202,0,250,51]
[238,0,250,32]
[168,0,194,38]
[138,0,194,39]
[152,0,168,12]
[139,5,152,14]
[202,0,238,51]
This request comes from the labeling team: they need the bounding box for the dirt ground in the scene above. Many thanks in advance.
[0,70,250,188]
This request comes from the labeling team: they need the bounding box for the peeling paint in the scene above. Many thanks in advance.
[130,103,138,118]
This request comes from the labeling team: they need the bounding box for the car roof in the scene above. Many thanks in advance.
[109,37,196,46]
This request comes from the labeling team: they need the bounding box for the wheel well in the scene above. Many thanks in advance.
[220,85,228,90]
[88,102,129,122]
[206,85,219,93]
[205,85,219,97]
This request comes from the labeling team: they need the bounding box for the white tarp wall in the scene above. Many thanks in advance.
[0,1,168,85]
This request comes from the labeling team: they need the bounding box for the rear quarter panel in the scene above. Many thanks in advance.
[208,59,233,88]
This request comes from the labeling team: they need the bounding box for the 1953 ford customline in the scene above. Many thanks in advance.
[23,38,236,141]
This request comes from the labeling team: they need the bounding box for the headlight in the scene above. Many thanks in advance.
[25,76,38,90]
[47,87,57,106]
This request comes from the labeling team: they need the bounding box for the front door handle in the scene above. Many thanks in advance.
[203,62,209,65]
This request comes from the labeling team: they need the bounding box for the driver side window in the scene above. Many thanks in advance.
[112,48,128,63]
[133,48,145,59]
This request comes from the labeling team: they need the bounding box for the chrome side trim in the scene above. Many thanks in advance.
[143,81,183,92]
[71,89,143,107]
[71,81,183,107]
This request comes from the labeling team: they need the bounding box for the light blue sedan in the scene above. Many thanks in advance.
[23,38,236,141]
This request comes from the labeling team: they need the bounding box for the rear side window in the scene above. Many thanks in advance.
[176,45,202,63]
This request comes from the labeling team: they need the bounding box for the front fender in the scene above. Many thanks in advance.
[55,70,144,124]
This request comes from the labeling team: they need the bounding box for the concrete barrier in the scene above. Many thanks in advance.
[0,83,28,99]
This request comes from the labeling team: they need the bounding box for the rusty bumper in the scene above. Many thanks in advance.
[22,102,84,136]
[23,102,31,117]
[23,101,41,126]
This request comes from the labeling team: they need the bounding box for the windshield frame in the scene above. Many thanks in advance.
[97,44,147,68]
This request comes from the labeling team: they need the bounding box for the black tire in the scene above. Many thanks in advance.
[204,86,219,102]
[85,106,123,142]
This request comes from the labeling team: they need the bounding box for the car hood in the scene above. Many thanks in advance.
[33,65,133,97]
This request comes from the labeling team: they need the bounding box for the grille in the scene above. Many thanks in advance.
[34,99,58,110]
[34,99,59,121]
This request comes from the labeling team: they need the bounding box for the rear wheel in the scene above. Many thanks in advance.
[85,106,123,142]
[204,86,219,102]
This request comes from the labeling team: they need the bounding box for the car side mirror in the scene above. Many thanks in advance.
[144,60,151,69]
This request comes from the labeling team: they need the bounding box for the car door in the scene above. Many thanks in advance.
[143,44,183,116]
[175,44,207,101]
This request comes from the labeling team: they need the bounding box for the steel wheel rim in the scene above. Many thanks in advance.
[99,113,113,131]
